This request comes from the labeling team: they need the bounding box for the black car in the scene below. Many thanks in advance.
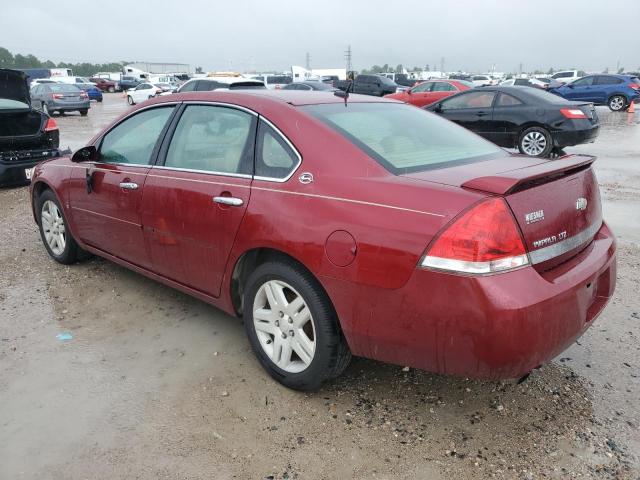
[335,74,398,97]
[425,86,599,157]
[281,81,337,91]
[0,69,60,185]
[118,76,142,90]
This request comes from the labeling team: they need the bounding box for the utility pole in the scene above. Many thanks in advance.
[519,62,523,75]
[345,45,352,75]
[440,57,445,73]
[305,52,311,70]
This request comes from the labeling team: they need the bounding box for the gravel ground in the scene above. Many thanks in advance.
[1,95,638,479]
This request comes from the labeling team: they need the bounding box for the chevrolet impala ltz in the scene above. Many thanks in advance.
[29,91,616,390]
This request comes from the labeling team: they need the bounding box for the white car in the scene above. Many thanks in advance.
[550,70,586,84]
[126,83,163,105]
[500,78,549,89]
[471,75,496,87]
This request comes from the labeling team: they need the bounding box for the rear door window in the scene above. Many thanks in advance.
[178,81,197,92]
[441,91,496,110]
[99,107,175,165]
[164,105,255,175]
[432,82,456,92]
[594,76,623,85]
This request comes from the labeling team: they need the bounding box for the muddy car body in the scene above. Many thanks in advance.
[29,91,616,390]
[0,69,60,185]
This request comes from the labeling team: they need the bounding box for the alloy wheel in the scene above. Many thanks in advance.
[521,131,547,156]
[253,280,316,373]
[609,96,625,111]
[41,200,66,256]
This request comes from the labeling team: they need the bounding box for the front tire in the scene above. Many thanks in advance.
[108,86,115,93]
[518,126,553,157]
[127,95,134,105]
[79,109,88,116]
[608,95,626,111]
[243,260,351,390]
[37,190,86,264]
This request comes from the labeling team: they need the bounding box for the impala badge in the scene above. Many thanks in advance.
[525,209,544,224]
[576,197,588,211]
[299,172,314,184]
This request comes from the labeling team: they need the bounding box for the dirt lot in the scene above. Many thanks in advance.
[1,94,639,479]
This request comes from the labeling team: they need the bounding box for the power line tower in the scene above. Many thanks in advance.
[305,52,311,70]
[345,45,352,74]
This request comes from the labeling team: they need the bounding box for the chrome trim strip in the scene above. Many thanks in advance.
[181,100,259,117]
[147,172,251,188]
[251,186,445,217]
[151,165,253,179]
[255,116,303,183]
[529,221,601,264]
[71,206,141,227]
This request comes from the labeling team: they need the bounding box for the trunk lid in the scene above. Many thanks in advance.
[403,154,602,270]
[0,69,30,106]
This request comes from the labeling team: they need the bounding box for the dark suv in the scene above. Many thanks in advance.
[0,69,59,185]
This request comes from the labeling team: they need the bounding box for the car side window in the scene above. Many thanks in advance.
[433,82,455,92]
[571,77,594,87]
[595,76,622,85]
[99,107,175,165]
[179,81,197,92]
[441,91,496,110]
[255,120,299,179]
[164,105,255,175]
[496,93,523,107]
[412,82,432,93]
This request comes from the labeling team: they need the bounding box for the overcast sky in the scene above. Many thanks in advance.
[2,0,638,73]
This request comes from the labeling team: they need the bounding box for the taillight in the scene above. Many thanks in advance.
[420,198,529,274]
[44,117,58,131]
[629,83,639,90]
[52,93,64,99]
[560,108,587,119]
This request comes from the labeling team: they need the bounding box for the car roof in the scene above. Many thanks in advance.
[147,90,399,108]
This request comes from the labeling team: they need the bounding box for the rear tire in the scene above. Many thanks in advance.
[243,260,351,390]
[518,126,553,157]
[97,98,103,103]
[127,95,134,105]
[37,189,87,265]
[608,95,626,111]
[80,109,88,116]
[108,86,115,93]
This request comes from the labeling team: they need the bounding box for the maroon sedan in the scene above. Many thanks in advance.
[89,77,117,93]
[29,91,616,390]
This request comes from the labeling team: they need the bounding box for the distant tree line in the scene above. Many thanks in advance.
[0,46,128,77]
[359,64,634,75]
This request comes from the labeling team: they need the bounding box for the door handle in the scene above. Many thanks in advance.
[476,111,488,117]
[213,196,243,207]
[119,182,138,190]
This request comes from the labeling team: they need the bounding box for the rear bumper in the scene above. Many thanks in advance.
[50,100,90,111]
[554,124,599,148]
[0,150,59,185]
[323,222,616,379]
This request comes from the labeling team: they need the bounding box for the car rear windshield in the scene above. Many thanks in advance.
[48,84,81,93]
[302,103,503,174]
[631,77,640,84]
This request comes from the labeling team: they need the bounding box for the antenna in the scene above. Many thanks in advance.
[345,45,352,75]
[333,80,352,106]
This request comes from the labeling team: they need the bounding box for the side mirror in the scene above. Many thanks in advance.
[567,83,574,88]
[71,145,97,163]
[406,89,412,95]
[434,103,443,112]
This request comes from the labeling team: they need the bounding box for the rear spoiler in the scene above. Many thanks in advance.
[461,155,596,195]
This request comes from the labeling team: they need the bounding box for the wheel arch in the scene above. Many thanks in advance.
[229,247,333,318]
[30,179,55,223]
